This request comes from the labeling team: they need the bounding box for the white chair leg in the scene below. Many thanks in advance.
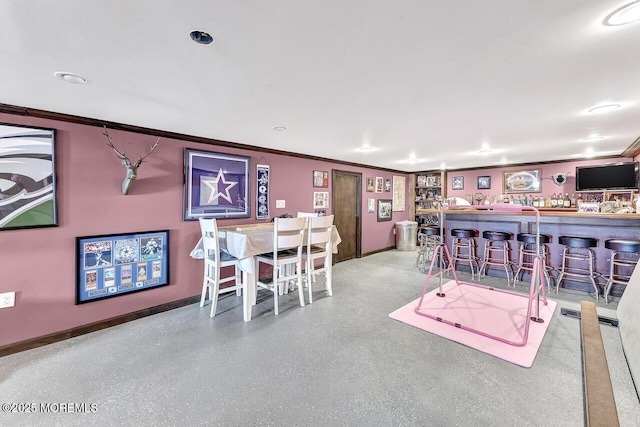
[296,262,305,307]
[273,271,280,315]
[200,279,208,308]
[209,280,219,317]
[307,261,313,304]
[235,266,242,296]
[326,256,333,297]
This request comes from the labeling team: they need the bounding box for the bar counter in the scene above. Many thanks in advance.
[419,208,640,295]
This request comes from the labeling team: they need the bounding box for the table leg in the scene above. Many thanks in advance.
[242,269,256,322]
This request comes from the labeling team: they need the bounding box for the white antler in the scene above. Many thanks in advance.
[103,126,161,195]
[132,138,160,168]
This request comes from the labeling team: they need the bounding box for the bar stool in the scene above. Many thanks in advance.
[514,233,553,291]
[603,239,640,304]
[556,236,599,300]
[416,226,443,273]
[450,229,478,278]
[478,231,513,285]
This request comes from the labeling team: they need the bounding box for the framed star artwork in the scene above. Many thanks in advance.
[183,148,251,220]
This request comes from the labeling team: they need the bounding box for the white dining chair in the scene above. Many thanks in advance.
[302,215,335,303]
[255,216,307,315]
[297,212,319,218]
[199,218,242,317]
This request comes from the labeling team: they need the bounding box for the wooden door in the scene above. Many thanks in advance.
[332,170,361,262]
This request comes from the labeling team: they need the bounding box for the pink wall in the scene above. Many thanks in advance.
[0,113,410,347]
[446,158,633,202]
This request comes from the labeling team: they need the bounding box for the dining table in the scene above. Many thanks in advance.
[190,222,341,321]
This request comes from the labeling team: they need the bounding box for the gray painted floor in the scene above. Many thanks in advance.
[1,250,639,426]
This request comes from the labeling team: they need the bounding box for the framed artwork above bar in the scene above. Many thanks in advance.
[503,169,541,193]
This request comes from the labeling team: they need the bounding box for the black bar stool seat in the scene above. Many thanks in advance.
[603,238,640,303]
[482,231,511,241]
[605,239,640,253]
[479,231,512,284]
[557,235,599,300]
[559,236,597,249]
[451,229,476,238]
[420,226,443,236]
[517,233,550,245]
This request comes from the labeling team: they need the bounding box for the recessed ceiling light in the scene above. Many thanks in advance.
[478,142,494,154]
[581,136,605,142]
[190,30,214,45]
[54,72,87,84]
[588,104,620,114]
[273,126,287,131]
[604,1,640,26]
[356,146,374,152]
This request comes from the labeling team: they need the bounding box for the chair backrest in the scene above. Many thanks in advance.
[297,212,319,218]
[308,215,334,248]
[274,217,307,251]
[199,217,217,236]
[199,218,221,263]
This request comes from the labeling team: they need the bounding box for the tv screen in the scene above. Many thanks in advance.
[575,162,639,191]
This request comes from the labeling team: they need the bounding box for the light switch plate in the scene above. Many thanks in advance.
[276,200,285,208]
[0,291,15,308]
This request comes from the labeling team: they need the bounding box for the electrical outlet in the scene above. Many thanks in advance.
[0,291,15,308]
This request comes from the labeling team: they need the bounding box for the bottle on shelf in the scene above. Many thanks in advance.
[577,193,583,207]
[545,194,552,208]
[550,193,558,208]
[570,193,576,208]
[563,193,571,208]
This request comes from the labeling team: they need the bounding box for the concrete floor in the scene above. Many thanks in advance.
[1,250,639,426]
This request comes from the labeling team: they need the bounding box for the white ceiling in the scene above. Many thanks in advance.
[1,0,639,172]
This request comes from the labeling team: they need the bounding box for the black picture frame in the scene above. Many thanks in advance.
[477,176,491,190]
[377,199,392,222]
[76,230,170,304]
[452,176,464,190]
[184,148,251,220]
[313,170,328,188]
[0,123,57,230]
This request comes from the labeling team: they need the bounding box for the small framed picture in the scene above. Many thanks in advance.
[377,199,392,222]
[313,192,329,209]
[366,177,374,192]
[452,176,464,190]
[375,176,384,193]
[367,198,375,213]
[477,176,491,190]
[313,170,328,188]
[384,178,391,192]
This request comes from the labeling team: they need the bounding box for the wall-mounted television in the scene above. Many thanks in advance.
[575,162,639,192]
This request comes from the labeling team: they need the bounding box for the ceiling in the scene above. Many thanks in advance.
[2,0,640,172]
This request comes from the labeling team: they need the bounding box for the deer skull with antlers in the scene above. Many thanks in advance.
[103,126,160,195]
